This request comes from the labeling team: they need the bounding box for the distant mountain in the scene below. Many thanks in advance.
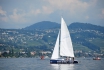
[1,21,104,54]
[24,21,104,33]
[68,22,104,33]
[23,21,104,52]
[24,21,60,30]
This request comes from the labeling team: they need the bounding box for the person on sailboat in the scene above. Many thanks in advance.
[65,57,69,62]
[69,57,72,63]
[66,57,69,60]
[72,57,74,63]
[69,57,74,63]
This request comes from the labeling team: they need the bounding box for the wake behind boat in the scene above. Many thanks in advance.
[50,17,78,64]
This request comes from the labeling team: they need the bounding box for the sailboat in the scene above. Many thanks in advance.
[50,17,78,64]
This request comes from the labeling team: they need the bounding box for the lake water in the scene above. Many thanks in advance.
[0,58,104,70]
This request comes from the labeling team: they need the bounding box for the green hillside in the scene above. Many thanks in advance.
[0,22,104,58]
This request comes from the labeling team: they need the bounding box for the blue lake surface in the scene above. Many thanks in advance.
[0,58,104,70]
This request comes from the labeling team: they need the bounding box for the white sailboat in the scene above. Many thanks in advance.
[50,17,78,64]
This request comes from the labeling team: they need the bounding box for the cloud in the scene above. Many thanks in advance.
[30,6,53,16]
[99,9,104,19]
[42,6,53,14]
[102,9,104,15]
[9,9,27,23]
[31,9,41,16]
[0,16,8,22]
[0,6,6,16]
[45,0,90,14]
[97,8,104,19]
[0,6,8,22]
[85,16,89,20]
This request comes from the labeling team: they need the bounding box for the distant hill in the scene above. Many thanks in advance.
[23,21,104,52]
[24,21,60,30]
[0,21,104,54]
[69,22,104,33]
[24,21,104,33]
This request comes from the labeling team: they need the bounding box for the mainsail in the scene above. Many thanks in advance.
[60,18,74,57]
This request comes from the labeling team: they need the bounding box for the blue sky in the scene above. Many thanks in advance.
[0,0,104,29]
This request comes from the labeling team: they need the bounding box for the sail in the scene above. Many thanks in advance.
[51,31,60,59]
[60,17,74,57]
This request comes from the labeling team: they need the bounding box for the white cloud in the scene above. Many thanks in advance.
[31,9,41,15]
[0,6,8,22]
[42,6,53,14]
[0,6,6,16]
[102,9,104,15]
[45,0,90,14]
[85,16,89,20]
[30,6,53,16]
[98,9,104,19]
[0,16,8,22]
[100,9,104,19]
[9,9,27,23]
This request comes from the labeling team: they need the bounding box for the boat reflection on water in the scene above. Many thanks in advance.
[51,64,75,70]
[51,64,59,70]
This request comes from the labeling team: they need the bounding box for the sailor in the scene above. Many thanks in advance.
[69,57,74,63]
[69,57,72,63]
[65,57,69,63]
[72,57,74,63]
[67,57,69,60]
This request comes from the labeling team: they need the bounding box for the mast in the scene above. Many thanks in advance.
[59,29,61,57]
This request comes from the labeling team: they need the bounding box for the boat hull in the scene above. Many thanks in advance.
[93,57,101,60]
[93,58,101,60]
[50,60,78,64]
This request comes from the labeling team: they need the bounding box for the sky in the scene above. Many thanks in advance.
[0,0,104,29]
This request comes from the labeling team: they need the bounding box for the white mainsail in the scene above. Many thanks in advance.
[51,31,60,59]
[60,18,74,57]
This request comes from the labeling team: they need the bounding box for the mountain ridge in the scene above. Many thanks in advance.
[24,21,60,30]
[69,22,104,33]
[24,21,104,32]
